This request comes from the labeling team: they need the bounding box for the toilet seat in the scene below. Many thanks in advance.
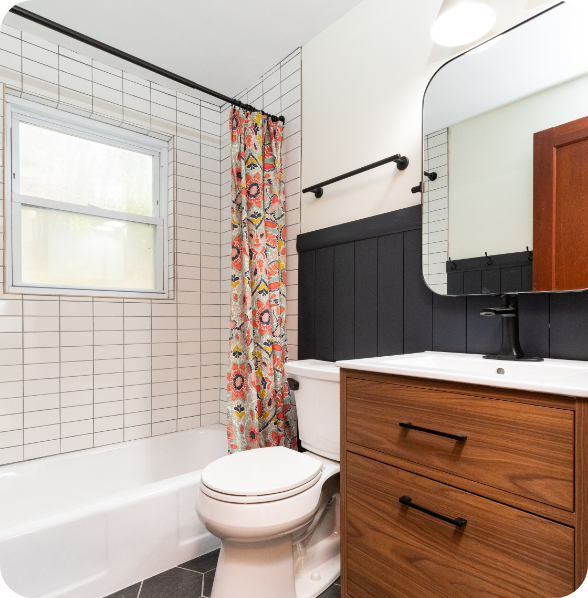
[200,446,323,504]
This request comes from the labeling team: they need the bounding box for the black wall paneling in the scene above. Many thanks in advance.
[314,247,335,361]
[297,206,588,362]
[298,250,316,359]
[404,228,433,354]
[333,243,355,362]
[354,238,379,358]
[447,251,533,295]
[377,234,404,356]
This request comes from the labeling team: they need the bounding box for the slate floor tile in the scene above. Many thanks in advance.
[103,582,141,598]
[203,569,215,597]
[139,567,203,598]
[180,548,220,573]
[318,583,342,598]
[104,548,339,598]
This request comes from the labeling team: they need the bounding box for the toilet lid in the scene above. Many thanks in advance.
[201,446,322,498]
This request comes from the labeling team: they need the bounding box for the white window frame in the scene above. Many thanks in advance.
[5,95,170,299]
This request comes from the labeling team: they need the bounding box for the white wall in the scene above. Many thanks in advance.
[300,0,561,234]
[448,72,588,260]
[0,23,223,465]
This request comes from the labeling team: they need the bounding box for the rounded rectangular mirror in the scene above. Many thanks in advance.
[422,2,588,296]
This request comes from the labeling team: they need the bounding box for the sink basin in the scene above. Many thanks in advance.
[336,352,588,397]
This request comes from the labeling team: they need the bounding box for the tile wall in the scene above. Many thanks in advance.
[422,128,448,295]
[218,49,302,424]
[0,23,225,465]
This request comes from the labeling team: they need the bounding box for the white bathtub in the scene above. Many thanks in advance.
[0,424,227,598]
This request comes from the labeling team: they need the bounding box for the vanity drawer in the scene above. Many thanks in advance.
[345,377,574,510]
[345,453,575,598]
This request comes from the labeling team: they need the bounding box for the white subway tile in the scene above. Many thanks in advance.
[94,428,123,447]
[24,438,60,460]
[61,432,93,451]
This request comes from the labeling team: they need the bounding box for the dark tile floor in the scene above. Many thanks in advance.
[105,548,341,598]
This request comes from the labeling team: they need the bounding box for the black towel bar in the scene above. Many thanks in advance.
[303,154,409,199]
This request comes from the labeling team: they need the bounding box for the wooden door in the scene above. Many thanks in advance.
[534,115,588,291]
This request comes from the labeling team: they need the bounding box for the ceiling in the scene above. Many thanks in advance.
[7,0,364,103]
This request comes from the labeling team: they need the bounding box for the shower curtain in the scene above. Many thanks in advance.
[226,107,298,453]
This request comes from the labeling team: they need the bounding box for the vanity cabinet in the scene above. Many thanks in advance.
[340,369,587,598]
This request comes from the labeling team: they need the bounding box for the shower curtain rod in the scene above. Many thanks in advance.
[9,6,286,124]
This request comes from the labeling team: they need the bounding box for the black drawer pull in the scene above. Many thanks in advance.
[399,495,467,527]
[399,421,467,441]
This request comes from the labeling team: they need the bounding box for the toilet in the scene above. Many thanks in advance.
[196,360,340,598]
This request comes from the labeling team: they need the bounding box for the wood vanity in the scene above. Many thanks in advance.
[340,369,587,598]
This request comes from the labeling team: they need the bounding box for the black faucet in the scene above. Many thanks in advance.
[480,294,543,361]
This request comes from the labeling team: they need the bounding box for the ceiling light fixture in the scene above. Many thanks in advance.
[431,0,497,47]
[95,226,114,232]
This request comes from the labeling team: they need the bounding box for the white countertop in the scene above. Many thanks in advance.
[336,351,588,398]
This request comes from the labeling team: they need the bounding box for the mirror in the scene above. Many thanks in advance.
[422,2,588,296]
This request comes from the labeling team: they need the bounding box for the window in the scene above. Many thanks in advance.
[5,96,169,298]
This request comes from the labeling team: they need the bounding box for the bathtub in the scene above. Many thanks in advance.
[0,424,227,598]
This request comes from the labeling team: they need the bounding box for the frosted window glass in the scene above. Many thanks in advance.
[21,206,156,290]
[19,123,154,216]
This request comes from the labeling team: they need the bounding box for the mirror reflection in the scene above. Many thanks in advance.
[422,3,588,296]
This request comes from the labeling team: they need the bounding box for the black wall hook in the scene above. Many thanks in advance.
[526,246,533,262]
[485,252,494,266]
[411,182,423,194]
[424,171,437,181]
[448,257,457,271]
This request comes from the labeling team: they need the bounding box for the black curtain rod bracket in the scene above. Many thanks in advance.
[303,153,409,199]
[9,6,285,125]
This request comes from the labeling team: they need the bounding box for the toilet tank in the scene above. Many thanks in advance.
[284,360,340,461]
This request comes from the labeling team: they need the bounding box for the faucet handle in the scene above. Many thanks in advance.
[480,305,516,317]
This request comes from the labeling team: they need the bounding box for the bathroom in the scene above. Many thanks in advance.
[0,0,587,596]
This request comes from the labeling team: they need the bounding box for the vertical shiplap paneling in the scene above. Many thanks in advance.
[377,233,404,356]
[501,267,522,294]
[549,292,588,360]
[298,250,316,360]
[354,239,378,359]
[466,295,502,356]
[518,293,550,358]
[481,269,500,295]
[403,229,433,354]
[333,243,355,362]
[314,247,335,362]
[432,294,467,353]
[296,210,588,365]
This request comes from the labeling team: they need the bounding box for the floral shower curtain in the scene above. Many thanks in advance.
[226,107,298,453]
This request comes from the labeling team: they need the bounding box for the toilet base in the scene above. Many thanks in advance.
[211,535,297,598]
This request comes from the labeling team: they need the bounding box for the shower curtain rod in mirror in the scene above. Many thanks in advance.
[8,6,286,124]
